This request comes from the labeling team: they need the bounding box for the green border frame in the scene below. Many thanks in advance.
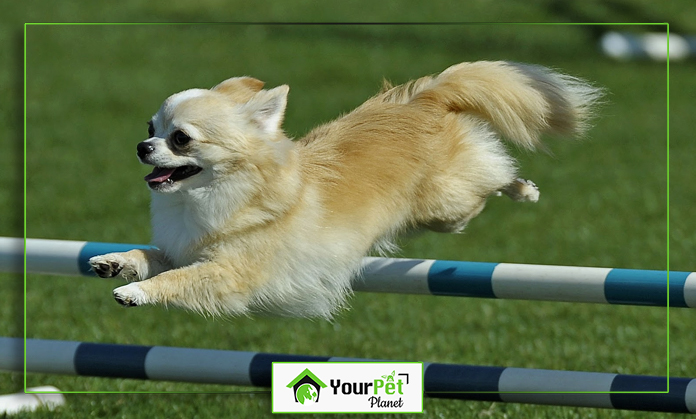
[22,22,671,396]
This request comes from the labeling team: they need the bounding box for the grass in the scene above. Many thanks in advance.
[1,4,695,418]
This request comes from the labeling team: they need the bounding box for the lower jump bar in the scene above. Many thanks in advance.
[0,337,694,413]
[3,237,694,308]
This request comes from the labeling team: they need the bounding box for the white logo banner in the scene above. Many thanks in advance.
[272,362,423,413]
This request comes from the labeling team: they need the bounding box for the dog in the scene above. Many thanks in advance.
[89,61,602,318]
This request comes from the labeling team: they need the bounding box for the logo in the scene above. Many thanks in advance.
[272,362,423,413]
[286,368,328,404]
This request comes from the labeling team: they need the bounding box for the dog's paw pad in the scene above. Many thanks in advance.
[89,255,139,280]
[113,283,148,307]
[89,255,124,278]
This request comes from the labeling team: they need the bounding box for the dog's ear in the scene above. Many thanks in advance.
[242,85,289,137]
[212,77,265,103]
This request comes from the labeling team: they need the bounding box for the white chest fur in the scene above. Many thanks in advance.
[149,190,218,266]
[150,195,201,266]
[148,176,255,266]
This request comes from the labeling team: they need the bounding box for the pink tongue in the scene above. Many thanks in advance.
[144,167,176,183]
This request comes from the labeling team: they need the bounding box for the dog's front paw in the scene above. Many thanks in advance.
[113,283,149,307]
[89,254,139,281]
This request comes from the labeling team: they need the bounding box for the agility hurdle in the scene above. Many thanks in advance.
[5,237,695,413]
[1,337,694,413]
[2,237,694,308]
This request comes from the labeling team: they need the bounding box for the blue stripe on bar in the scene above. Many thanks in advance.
[604,269,689,307]
[667,271,691,308]
[248,353,331,387]
[425,364,504,401]
[428,261,498,298]
[77,242,156,276]
[74,342,152,379]
[610,375,691,413]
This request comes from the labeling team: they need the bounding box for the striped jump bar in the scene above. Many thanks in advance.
[1,337,694,413]
[3,237,694,308]
[358,257,696,308]
[0,238,155,277]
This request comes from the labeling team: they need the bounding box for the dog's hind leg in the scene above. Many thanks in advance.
[421,198,488,234]
[499,178,540,202]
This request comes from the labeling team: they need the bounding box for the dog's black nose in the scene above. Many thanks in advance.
[137,142,155,159]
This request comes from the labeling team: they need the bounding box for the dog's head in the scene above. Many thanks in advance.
[137,77,291,194]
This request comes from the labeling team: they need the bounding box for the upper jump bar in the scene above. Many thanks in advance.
[2,237,694,308]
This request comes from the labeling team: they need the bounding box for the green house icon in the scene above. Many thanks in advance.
[286,368,328,404]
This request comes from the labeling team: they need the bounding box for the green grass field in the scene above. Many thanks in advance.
[2,3,696,418]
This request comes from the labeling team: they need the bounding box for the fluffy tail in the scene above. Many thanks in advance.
[380,61,604,149]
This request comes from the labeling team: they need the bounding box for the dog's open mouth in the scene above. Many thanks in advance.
[144,165,202,187]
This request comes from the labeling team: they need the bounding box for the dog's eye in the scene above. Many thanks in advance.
[147,121,155,138]
[172,130,192,147]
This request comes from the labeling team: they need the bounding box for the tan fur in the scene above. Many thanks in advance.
[212,76,265,102]
[90,61,603,318]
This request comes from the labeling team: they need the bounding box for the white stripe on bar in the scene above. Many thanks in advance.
[684,273,696,309]
[0,238,23,274]
[144,346,256,386]
[499,368,615,408]
[26,239,87,276]
[492,264,611,304]
[686,379,696,414]
[356,257,433,294]
[25,339,81,375]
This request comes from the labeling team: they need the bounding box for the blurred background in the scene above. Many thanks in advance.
[2,1,695,418]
